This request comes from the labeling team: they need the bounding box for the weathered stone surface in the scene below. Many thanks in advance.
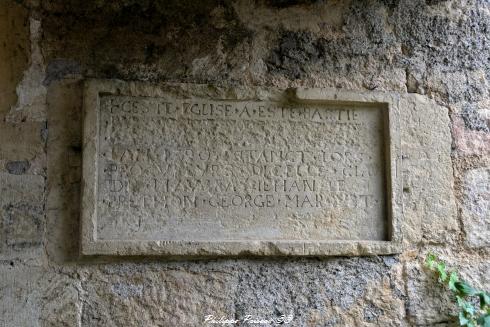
[405,258,456,326]
[76,80,455,258]
[0,265,43,327]
[97,95,387,242]
[5,160,31,175]
[81,81,406,256]
[46,80,83,262]
[6,16,47,123]
[80,264,236,326]
[0,122,46,175]
[406,250,490,326]
[399,95,458,244]
[296,89,459,246]
[78,81,457,258]
[461,167,490,248]
[0,265,81,327]
[0,173,44,260]
[75,257,407,327]
[44,59,81,86]
[0,1,29,118]
[461,104,490,133]
[232,257,406,327]
[452,120,490,157]
[0,0,488,326]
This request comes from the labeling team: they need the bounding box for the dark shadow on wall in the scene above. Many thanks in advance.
[46,79,83,262]
[41,0,253,84]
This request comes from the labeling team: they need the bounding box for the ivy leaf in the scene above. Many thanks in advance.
[437,262,448,282]
[422,255,488,327]
[426,253,437,269]
[460,311,472,326]
[476,314,490,327]
[464,303,476,316]
[457,296,476,316]
[449,272,459,292]
[456,281,477,296]
[478,292,490,308]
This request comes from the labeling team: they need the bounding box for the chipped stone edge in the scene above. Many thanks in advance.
[81,79,404,257]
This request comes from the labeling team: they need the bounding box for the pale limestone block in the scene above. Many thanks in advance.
[462,167,490,248]
[0,265,81,327]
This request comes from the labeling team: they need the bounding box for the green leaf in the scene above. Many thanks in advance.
[449,272,459,292]
[464,304,476,316]
[478,292,490,308]
[456,281,477,296]
[476,314,490,327]
[460,311,471,326]
[421,255,488,327]
[426,253,437,269]
[457,296,476,317]
[437,262,448,282]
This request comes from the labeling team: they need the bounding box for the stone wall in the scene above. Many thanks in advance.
[0,0,488,326]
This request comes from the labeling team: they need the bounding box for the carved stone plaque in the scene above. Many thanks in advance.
[81,81,403,256]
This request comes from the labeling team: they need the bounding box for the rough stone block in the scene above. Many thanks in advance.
[5,160,31,175]
[232,257,405,326]
[0,265,80,327]
[4,202,42,248]
[80,266,235,326]
[399,95,458,244]
[452,115,490,156]
[0,173,44,259]
[405,260,455,326]
[406,252,490,326]
[462,167,489,248]
[0,122,45,163]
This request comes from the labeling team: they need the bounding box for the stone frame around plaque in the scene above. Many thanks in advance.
[80,79,404,257]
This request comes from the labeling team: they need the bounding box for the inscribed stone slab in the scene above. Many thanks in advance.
[81,80,403,256]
